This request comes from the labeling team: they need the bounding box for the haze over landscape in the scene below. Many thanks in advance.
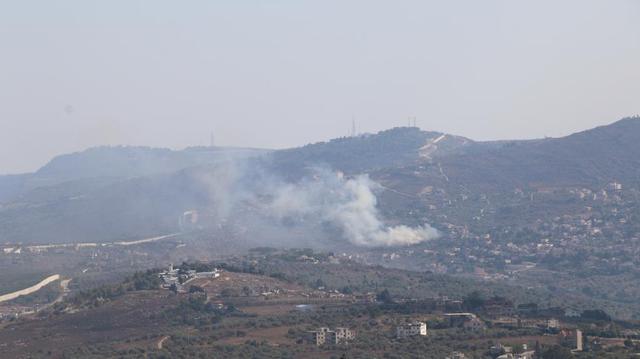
[2,0,640,174]
[3,2,640,359]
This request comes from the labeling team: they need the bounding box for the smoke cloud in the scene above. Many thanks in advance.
[263,169,439,247]
[196,161,439,247]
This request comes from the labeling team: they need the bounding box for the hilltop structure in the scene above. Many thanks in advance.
[158,264,220,291]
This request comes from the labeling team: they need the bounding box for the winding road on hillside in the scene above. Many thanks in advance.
[0,274,61,303]
[1,233,181,255]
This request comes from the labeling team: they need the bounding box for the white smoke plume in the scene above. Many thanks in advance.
[267,170,439,247]
[196,162,439,247]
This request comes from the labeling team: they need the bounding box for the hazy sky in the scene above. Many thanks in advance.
[1,1,639,174]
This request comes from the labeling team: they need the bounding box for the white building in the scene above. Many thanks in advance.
[158,264,220,289]
[396,321,428,339]
[308,327,355,345]
[195,270,220,279]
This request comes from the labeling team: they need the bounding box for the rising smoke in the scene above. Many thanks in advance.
[198,161,439,247]
[268,170,439,247]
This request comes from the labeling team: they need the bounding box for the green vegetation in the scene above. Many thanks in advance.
[67,269,161,308]
[4,250,640,359]
[0,271,50,294]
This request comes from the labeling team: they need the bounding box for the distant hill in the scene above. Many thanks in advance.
[0,166,228,244]
[2,117,640,245]
[433,117,640,190]
[0,174,29,204]
[266,117,640,192]
[268,127,472,178]
[36,146,269,181]
[0,146,270,244]
[0,146,269,202]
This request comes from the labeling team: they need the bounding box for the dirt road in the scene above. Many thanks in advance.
[157,336,169,349]
[0,274,60,303]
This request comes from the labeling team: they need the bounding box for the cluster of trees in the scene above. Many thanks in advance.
[538,345,573,359]
[68,269,161,308]
[177,261,216,273]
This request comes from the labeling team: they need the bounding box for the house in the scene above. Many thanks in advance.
[490,343,512,356]
[444,313,486,331]
[559,329,583,351]
[396,321,427,339]
[445,313,475,327]
[309,327,330,345]
[158,264,220,289]
[330,327,355,344]
[483,297,515,317]
[308,327,355,345]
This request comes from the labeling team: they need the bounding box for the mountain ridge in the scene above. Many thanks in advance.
[1,117,640,245]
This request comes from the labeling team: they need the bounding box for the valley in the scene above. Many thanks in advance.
[3,118,640,357]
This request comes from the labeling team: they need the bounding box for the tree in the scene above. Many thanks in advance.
[314,279,326,289]
[540,345,573,359]
[189,285,204,293]
[463,291,485,310]
[341,286,354,294]
[581,309,611,321]
[376,289,394,304]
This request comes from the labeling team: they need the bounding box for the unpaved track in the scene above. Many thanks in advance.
[5,233,181,253]
[114,233,179,246]
[157,336,169,349]
[0,274,60,303]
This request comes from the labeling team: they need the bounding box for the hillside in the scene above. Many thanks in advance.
[4,118,640,330]
[2,117,640,248]
[2,250,637,358]
[0,251,564,358]
[433,117,640,190]
[268,127,472,177]
[0,146,269,203]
